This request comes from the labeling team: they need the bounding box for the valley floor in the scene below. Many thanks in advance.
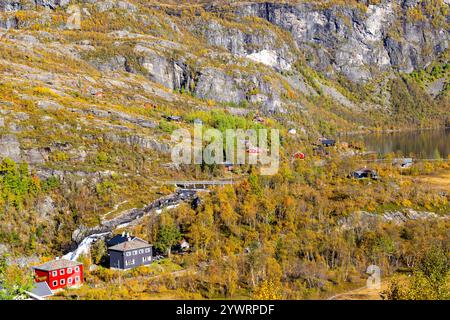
[411,168,450,192]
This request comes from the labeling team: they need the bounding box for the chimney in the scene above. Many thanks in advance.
[121,231,125,237]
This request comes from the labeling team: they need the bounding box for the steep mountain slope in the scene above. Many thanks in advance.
[0,1,447,250]
[0,1,448,131]
[0,1,449,300]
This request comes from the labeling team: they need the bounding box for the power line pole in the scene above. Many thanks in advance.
[118,260,122,289]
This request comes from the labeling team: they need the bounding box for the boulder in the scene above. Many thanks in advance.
[0,134,20,162]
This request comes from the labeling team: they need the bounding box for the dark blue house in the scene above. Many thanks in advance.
[108,237,153,270]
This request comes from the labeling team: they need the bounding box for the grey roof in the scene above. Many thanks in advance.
[166,115,182,121]
[108,238,152,252]
[107,234,137,247]
[29,282,53,298]
[33,259,82,271]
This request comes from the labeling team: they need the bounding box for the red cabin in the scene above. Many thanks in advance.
[33,259,83,291]
[293,152,306,160]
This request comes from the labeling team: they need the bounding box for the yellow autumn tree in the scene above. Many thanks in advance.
[253,280,282,300]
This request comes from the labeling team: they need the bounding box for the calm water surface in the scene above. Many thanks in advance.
[352,128,450,159]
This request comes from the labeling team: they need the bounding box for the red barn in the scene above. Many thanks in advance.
[33,259,83,291]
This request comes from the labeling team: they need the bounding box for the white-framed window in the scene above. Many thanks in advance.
[68,278,73,284]
[143,256,151,262]
[75,276,80,283]
[52,271,57,277]
[139,249,144,254]
[126,252,131,257]
[145,248,151,253]
[67,268,73,274]
[52,280,57,287]
[132,250,138,256]
[60,269,65,276]
[74,266,80,273]
[60,279,65,285]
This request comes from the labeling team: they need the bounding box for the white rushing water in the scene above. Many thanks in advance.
[62,198,184,261]
[62,232,110,261]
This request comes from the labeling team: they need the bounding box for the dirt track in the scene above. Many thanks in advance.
[327,282,388,300]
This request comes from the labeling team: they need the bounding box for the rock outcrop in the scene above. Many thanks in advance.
[133,44,193,92]
[340,209,448,230]
[0,134,21,162]
[224,0,449,82]
[193,19,295,72]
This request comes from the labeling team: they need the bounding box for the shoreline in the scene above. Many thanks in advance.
[337,125,449,137]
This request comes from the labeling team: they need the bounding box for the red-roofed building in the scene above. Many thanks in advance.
[33,259,83,291]
[293,152,306,160]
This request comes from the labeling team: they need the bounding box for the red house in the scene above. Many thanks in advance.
[33,259,83,291]
[293,152,306,160]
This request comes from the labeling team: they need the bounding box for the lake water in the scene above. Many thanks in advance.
[352,128,450,159]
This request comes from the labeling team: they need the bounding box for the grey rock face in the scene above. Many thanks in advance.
[33,0,70,10]
[69,106,157,129]
[319,83,357,110]
[340,209,448,230]
[104,132,170,153]
[94,55,127,73]
[196,20,295,71]
[0,134,21,162]
[195,67,284,112]
[230,0,449,82]
[23,148,47,164]
[95,0,137,13]
[14,112,30,121]
[195,67,246,105]
[0,16,18,29]
[37,100,63,111]
[133,45,192,91]
[0,0,21,12]
[36,196,55,219]
[0,0,69,13]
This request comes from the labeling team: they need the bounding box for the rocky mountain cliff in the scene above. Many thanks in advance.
[0,1,449,285]
[230,1,448,82]
[0,0,448,169]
